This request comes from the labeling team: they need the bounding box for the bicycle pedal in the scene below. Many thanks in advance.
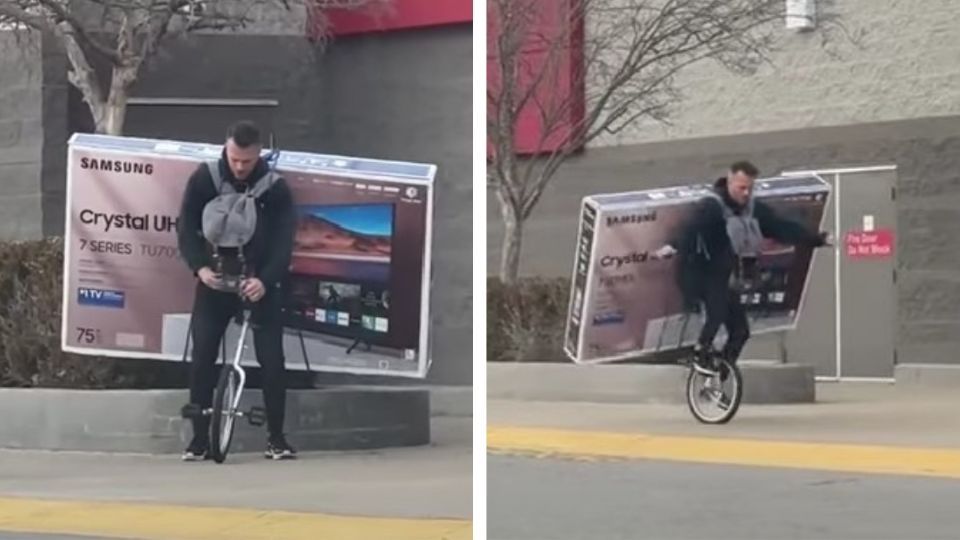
[180,403,203,419]
[246,406,266,426]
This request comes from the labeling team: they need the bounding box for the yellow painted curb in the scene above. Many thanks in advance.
[489,426,960,479]
[0,497,471,540]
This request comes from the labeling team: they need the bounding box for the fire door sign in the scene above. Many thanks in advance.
[845,229,894,258]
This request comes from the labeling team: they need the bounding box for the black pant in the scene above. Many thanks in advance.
[697,284,750,363]
[188,283,286,440]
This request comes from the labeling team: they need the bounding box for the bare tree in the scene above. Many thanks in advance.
[488,0,853,282]
[0,0,379,135]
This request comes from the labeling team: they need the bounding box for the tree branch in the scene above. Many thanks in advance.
[0,3,52,32]
[488,0,854,278]
[1,0,397,135]
[34,0,121,62]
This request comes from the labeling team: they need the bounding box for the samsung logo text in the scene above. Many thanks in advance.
[606,212,656,227]
[80,158,154,175]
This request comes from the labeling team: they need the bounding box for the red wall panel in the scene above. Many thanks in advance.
[326,0,472,36]
[487,0,584,157]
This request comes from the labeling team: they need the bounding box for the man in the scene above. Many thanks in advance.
[658,161,829,375]
[177,121,297,460]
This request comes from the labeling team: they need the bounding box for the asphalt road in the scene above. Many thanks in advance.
[488,454,960,540]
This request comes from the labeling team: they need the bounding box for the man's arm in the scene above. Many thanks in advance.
[669,198,723,312]
[177,166,213,275]
[257,178,296,289]
[666,198,719,250]
[754,201,826,247]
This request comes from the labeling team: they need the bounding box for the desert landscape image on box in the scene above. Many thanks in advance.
[291,203,393,282]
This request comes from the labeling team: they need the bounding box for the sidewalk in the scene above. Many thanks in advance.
[488,383,960,480]
[0,418,472,540]
[490,382,960,447]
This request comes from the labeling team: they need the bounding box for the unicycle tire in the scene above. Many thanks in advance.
[210,367,240,463]
[686,359,743,424]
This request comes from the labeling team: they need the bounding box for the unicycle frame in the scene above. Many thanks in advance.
[208,310,249,463]
[228,312,249,414]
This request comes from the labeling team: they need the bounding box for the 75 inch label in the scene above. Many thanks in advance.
[76,327,101,344]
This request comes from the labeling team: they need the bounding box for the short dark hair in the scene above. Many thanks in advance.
[226,121,262,148]
[729,160,759,178]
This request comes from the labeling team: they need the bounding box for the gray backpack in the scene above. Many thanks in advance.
[705,191,764,257]
[201,160,278,248]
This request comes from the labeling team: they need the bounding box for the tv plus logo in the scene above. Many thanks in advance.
[77,287,125,308]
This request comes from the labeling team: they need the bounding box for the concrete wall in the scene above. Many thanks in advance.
[0,32,43,240]
[299,28,473,386]
[487,115,960,366]
[300,27,473,385]
[54,27,473,385]
[590,0,960,147]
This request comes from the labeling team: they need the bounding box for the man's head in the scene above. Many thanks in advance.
[224,121,262,181]
[726,160,759,206]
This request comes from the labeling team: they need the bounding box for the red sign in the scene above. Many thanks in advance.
[845,229,894,258]
[325,0,472,36]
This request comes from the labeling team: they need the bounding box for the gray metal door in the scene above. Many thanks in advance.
[745,167,898,380]
[835,168,898,378]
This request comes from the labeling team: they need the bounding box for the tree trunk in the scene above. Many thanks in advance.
[99,65,137,135]
[59,29,109,134]
[100,100,125,135]
[499,195,524,284]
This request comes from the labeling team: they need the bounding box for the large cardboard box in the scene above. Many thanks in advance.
[63,133,435,378]
[564,175,830,363]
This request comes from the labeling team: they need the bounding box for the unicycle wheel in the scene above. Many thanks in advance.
[686,358,743,424]
[210,367,240,463]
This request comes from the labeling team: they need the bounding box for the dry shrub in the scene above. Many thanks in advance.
[487,277,570,362]
[0,238,184,388]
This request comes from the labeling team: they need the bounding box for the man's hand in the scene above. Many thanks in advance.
[819,231,833,247]
[241,278,266,303]
[653,244,677,260]
[197,267,222,289]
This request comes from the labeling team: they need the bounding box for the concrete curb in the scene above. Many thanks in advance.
[895,364,960,389]
[424,385,473,417]
[0,386,432,454]
[488,361,815,404]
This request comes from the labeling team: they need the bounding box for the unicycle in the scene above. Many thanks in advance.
[685,350,743,424]
[211,308,267,462]
[181,306,266,464]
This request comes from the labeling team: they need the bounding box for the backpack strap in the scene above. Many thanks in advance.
[705,191,733,219]
[706,190,758,219]
[206,159,277,198]
[695,232,711,261]
[247,170,279,199]
[206,160,235,195]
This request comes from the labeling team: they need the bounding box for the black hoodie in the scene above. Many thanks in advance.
[176,152,296,290]
[675,177,825,304]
